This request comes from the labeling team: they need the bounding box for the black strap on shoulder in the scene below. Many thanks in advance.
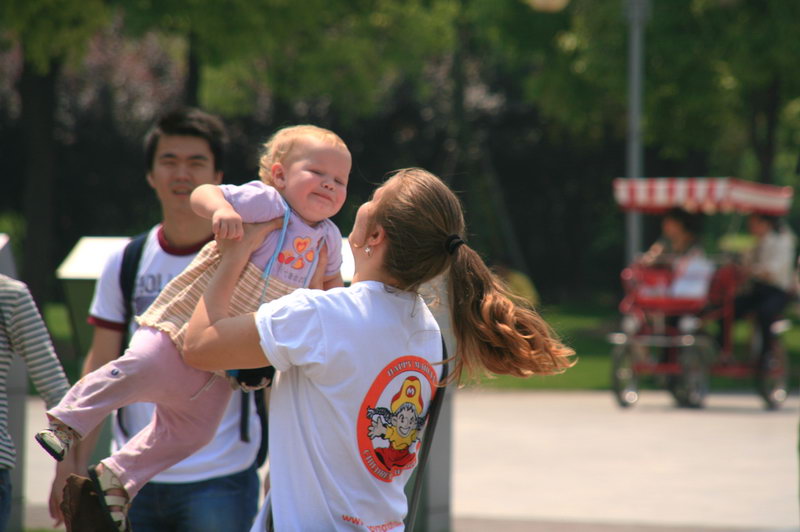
[405,336,449,532]
[253,388,269,467]
[119,231,148,340]
[115,231,148,437]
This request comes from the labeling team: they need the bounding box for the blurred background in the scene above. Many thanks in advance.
[2,0,800,389]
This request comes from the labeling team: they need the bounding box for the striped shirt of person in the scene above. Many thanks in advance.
[0,274,70,470]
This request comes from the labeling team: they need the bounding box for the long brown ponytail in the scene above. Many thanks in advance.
[447,246,575,381]
[373,168,575,383]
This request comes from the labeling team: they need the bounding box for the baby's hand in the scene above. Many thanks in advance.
[212,207,244,241]
[217,218,284,258]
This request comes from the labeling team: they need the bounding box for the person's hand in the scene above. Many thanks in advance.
[49,458,78,526]
[216,218,284,259]
[211,206,244,241]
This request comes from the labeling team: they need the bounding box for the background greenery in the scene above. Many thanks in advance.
[2,0,800,309]
[41,299,800,394]
[3,0,800,396]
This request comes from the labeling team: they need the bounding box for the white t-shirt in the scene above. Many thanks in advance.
[253,281,444,531]
[669,251,714,299]
[88,224,260,483]
[750,229,797,291]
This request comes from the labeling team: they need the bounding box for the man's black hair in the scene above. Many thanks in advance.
[750,212,782,232]
[144,107,228,171]
[664,207,704,236]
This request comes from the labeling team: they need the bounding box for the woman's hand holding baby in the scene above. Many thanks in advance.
[216,218,284,260]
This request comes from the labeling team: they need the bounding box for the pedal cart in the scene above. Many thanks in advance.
[608,177,794,409]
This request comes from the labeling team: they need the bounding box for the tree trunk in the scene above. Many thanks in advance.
[19,58,60,304]
[747,77,780,184]
[440,0,468,186]
[185,31,200,107]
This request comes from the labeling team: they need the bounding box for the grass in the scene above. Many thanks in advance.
[477,300,617,390]
[38,299,621,391]
[38,299,800,395]
[474,299,800,394]
[42,303,83,382]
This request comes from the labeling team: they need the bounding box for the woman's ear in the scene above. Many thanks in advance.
[271,163,286,189]
[367,224,387,248]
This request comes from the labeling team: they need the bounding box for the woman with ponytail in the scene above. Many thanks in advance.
[183,167,575,531]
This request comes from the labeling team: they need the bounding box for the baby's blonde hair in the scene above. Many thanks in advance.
[258,125,349,186]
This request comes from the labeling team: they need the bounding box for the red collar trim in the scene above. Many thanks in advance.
[157,226,213,256]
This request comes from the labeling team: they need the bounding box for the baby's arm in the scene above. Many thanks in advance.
[191,184,243,241]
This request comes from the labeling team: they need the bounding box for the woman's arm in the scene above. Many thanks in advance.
[184,221,281,371]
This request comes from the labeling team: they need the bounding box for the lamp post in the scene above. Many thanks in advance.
[626,0,650,264]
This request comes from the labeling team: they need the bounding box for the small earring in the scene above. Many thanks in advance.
[364,246,372,256]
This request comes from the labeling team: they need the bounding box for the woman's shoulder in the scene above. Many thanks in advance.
[299,282,383,307]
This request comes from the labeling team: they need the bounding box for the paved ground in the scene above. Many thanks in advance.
[451,390,798,532]
[21,389,800,531]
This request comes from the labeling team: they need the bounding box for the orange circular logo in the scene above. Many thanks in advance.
[357,356,440,482]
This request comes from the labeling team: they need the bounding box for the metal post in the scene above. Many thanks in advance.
[412,276,454,532]
[625,0,649,264]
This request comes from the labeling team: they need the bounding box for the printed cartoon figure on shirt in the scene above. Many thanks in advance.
[358,355,439,482]
[366,376,426,471]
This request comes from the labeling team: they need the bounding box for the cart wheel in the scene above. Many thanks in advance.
[756,340,789,410]
[611,344,640,407]
[672,345,709,409]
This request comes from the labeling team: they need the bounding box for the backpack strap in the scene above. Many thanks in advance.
[119,231,148,340]
[254,388,269,467]
[405,336,449,531]
[115,231,148,437]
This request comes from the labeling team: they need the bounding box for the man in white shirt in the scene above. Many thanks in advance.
[62,108,261,531]
[735,213,797,361]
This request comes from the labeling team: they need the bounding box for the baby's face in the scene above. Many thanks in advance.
[278,139,350,224]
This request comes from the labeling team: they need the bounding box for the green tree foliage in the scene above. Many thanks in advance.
[0,0,109,302]
[1,0,799,305]
[526,0,800,184]
[114,0,456,118]
[0,0,108,73]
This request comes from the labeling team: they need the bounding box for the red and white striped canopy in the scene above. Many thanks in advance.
[613,177,793,215]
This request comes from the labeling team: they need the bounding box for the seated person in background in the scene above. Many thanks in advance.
[640,207,713,299]
[734,213,796,360]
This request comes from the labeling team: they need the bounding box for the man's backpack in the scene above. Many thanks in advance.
[117,231,269,466]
